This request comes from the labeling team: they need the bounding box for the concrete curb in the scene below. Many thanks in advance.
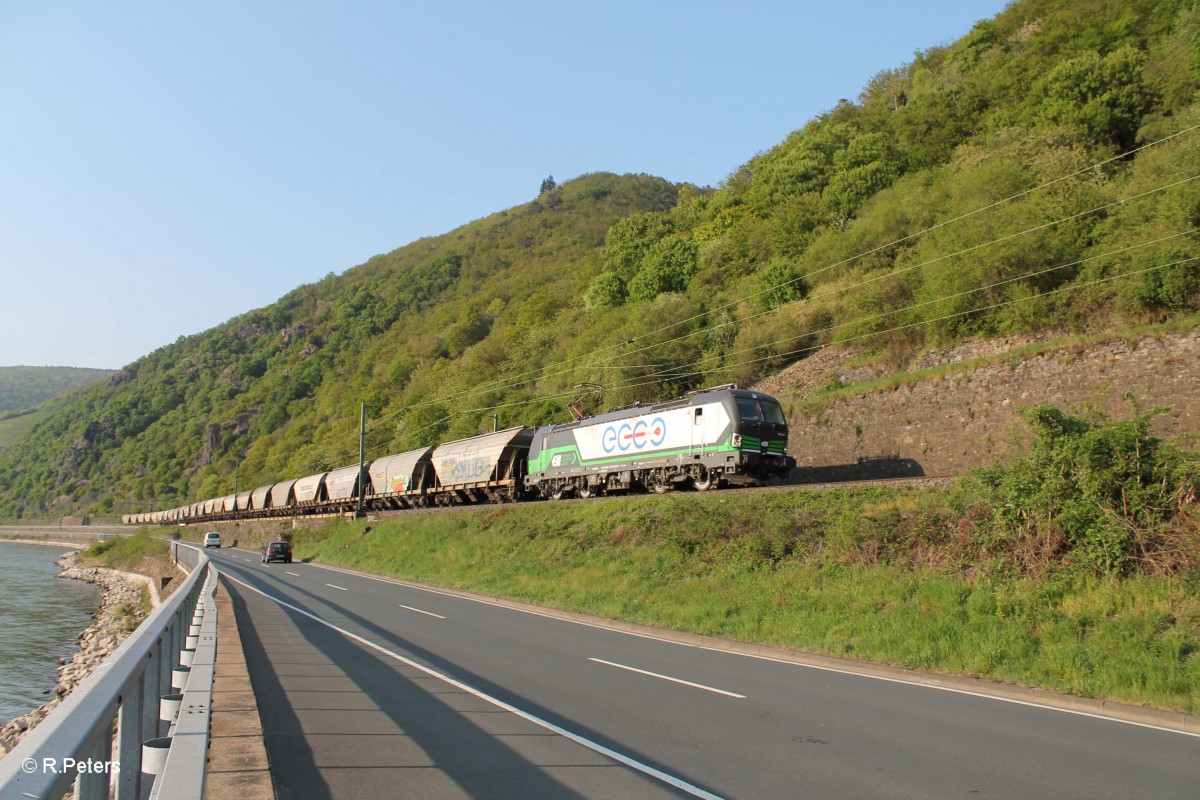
[309,557,1200,737]
[204,578,276,799]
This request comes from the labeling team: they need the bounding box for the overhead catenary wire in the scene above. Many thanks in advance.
[592,252,1200,399]
[357,166,1200,434]
[192,125,1200,496]
[410,123,1200,411]
[291,239,1200,480]
[234,176,1200,486]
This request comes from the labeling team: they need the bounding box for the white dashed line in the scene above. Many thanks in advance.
[221,573,725,800]
[589,658,745,699]
[400,604,446,619]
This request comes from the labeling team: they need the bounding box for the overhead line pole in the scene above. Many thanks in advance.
[356,402,366,519]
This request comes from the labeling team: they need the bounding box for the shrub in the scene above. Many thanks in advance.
[968,401,1200,575]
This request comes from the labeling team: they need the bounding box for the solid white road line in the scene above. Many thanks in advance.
[697,646,1200,739]
[302,560,1198,739]
[221,572,726,800]
[400,604,446,619]
[198,543,1200,739]
[286,571,300,577]
[325,583,348,591]
[589,658,746,699]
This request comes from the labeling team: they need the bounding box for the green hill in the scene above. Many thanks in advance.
[0,366,115,414]
[0,0,1197,520]
[0,367,115,453]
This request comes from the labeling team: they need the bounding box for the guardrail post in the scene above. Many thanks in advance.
[75,726,111,800]
[142,642,162,745]
[116,670,145,800]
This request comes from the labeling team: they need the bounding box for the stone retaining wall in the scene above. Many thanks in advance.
[783,329,1199,480]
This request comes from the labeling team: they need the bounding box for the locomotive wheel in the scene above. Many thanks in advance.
[692,468,715,492]
[578,484,597,499]
[650,475,671,494]
[550,486,566,500]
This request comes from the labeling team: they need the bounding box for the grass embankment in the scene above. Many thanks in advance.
[287,484,1199,714]
[82,530,175,607]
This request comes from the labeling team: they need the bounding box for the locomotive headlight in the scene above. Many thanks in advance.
[731,433,742,448]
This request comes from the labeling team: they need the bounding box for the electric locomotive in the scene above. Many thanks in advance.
[525,385,794,499]
[124,385,795,524]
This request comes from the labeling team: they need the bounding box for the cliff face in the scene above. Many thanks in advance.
[765,327,1200,481]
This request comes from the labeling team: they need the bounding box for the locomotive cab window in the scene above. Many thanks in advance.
[736,398,764,422]
[694,408,703,425]
[761,400,786,425]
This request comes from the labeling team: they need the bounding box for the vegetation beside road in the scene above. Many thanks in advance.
[82,530,175,606]
[276,406,1199,713]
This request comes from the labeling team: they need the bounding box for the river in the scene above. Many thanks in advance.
[0,543,101,722]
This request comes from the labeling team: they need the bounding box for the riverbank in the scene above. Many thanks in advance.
[0,552,163,755]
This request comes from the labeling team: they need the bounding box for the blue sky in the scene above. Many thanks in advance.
[0,1,1008,370]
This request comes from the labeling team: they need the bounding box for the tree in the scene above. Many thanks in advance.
[627,237,699,302]
[585,272,627,309]
[540,175,558,195]
[601,212,676,280]
[400,403,450,450]
[822,131,906,217]
[1034,46,1156,150]
[753,258,809,311]
[445,306,489,358]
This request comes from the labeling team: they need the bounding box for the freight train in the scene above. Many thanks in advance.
[123,385,795,525]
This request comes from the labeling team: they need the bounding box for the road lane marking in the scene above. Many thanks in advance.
[193,544,1200,739]
[400,604,446,619]
[291,561,1200,738]
[286,571,300,577]
[313,562,698,645]
[589,658,745,699]
[696,646,1200,740]
[325,583,348,591]
[221,573,726,800]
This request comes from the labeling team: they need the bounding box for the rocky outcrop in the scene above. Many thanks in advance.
[767,328,1199,481]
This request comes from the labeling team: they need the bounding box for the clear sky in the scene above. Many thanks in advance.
[0,0,1008,370]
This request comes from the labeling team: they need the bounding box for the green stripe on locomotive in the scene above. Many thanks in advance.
[527,438,741,477]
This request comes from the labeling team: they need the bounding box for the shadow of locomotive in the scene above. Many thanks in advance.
[787,455,926,484]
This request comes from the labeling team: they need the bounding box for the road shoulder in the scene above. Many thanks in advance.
[205,576,276,799]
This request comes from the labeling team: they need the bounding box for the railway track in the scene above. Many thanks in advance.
[348,474,958,522]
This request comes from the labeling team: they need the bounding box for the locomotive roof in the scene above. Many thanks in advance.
[545,386,781,432]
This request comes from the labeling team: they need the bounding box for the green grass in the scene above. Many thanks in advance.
[0,408,51,449]
[285,487,1200,714]
[84,529,170,571]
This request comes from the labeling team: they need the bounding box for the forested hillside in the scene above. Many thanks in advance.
[0,0,1197,519]
[0,367,115,414]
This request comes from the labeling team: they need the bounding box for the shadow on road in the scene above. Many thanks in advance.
[225,572,696,799]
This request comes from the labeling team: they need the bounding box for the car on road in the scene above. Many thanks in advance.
[262,540,293,563]
[203,531,221,548]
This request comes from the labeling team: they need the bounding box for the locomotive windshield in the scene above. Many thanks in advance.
[736,397,786,425]
[761,399,786,425]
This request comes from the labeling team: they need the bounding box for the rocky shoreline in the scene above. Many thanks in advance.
[0,553,153,756]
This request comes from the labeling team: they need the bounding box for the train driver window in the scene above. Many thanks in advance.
[694,408,703,425]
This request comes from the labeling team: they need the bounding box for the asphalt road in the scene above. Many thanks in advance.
[208,547,1200,799]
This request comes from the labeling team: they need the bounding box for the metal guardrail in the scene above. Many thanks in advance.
[0,543,218,799]
[0,527,130,542]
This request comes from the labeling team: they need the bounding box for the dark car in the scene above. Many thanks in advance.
[262,541,292,564]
